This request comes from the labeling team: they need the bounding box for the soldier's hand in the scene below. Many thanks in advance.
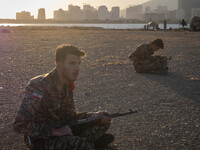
[50,125,73,136]
[100,116,111,124]
[95,111,109,116]
[95,111,111,124]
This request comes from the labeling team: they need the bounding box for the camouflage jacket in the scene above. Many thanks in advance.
[128,43,154,63]
[13,68,89,139]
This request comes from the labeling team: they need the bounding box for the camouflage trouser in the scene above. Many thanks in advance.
[134,56,168,73]
[29,114,110,150]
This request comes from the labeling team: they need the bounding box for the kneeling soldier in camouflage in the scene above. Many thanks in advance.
[13,44,114,150]
[128,39,169,75]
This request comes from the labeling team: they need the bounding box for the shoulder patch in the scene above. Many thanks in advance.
[32,90,43,100]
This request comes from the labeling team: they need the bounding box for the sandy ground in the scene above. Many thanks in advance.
[0,27,200,150]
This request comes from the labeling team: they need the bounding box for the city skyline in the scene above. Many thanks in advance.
[0,0,149,19]
[14,3,181,22]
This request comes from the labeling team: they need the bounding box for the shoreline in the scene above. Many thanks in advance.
[0,25,191,32]
[0,22,191,30]
[0,19,181,24]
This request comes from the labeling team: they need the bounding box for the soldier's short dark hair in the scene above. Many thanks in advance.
[56,44,85,63]
[152,39,164,49]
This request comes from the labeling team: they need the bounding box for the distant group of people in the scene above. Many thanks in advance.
[13,38,169,149]
[145,19,188,31]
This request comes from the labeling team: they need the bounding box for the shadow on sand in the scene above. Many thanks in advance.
[141,72,200,103]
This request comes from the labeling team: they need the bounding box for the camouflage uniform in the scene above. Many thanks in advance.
[128,43,168,73]
[13,69,110,150]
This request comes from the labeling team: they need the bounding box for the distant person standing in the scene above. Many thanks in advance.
[128,39,169,75]
[164,19,167,30]
[180,19,187,30]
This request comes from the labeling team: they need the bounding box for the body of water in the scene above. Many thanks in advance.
[0,23,190,30]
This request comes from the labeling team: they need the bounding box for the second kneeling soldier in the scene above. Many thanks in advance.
[129,39,169,75]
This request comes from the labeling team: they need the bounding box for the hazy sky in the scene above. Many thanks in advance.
[0,0,149,19]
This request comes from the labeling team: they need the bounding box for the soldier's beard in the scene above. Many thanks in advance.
[62,69,75,82]
[62,66,71,82]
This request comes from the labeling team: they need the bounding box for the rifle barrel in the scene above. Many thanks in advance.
[109,110,138,118]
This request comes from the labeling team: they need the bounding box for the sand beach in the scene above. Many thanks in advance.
[0,26,200,149]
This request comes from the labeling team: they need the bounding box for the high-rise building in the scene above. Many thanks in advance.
[120,9,126,18]
[54,9,68,21]
[178,0,200,21]
[83,5,93,11]
[156,5,168,14]
[110,7,120,20]
[145,7,151,13]
[16,11,34,20]
[144,13,165,21]
[165,10,177,21]
[98,6,109,20]
[38,8,46,20]
[54,5,83,21]
[191,8,200,18]
[176,9,186,20]
[68,5,82,20]
[83,5,98,20]
[126,5,143,20]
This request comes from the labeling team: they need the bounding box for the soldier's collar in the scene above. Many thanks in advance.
[52,68,64,92]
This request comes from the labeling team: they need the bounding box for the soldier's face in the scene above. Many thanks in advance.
[61,54,81,82]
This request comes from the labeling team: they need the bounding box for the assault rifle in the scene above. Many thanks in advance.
[55,109,138,128]
[26,109,138,149]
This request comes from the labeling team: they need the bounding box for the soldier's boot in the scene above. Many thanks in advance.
[94,134,114,149]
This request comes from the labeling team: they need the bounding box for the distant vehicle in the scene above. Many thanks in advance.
[147,21,159,30]
[190,16,200,31]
